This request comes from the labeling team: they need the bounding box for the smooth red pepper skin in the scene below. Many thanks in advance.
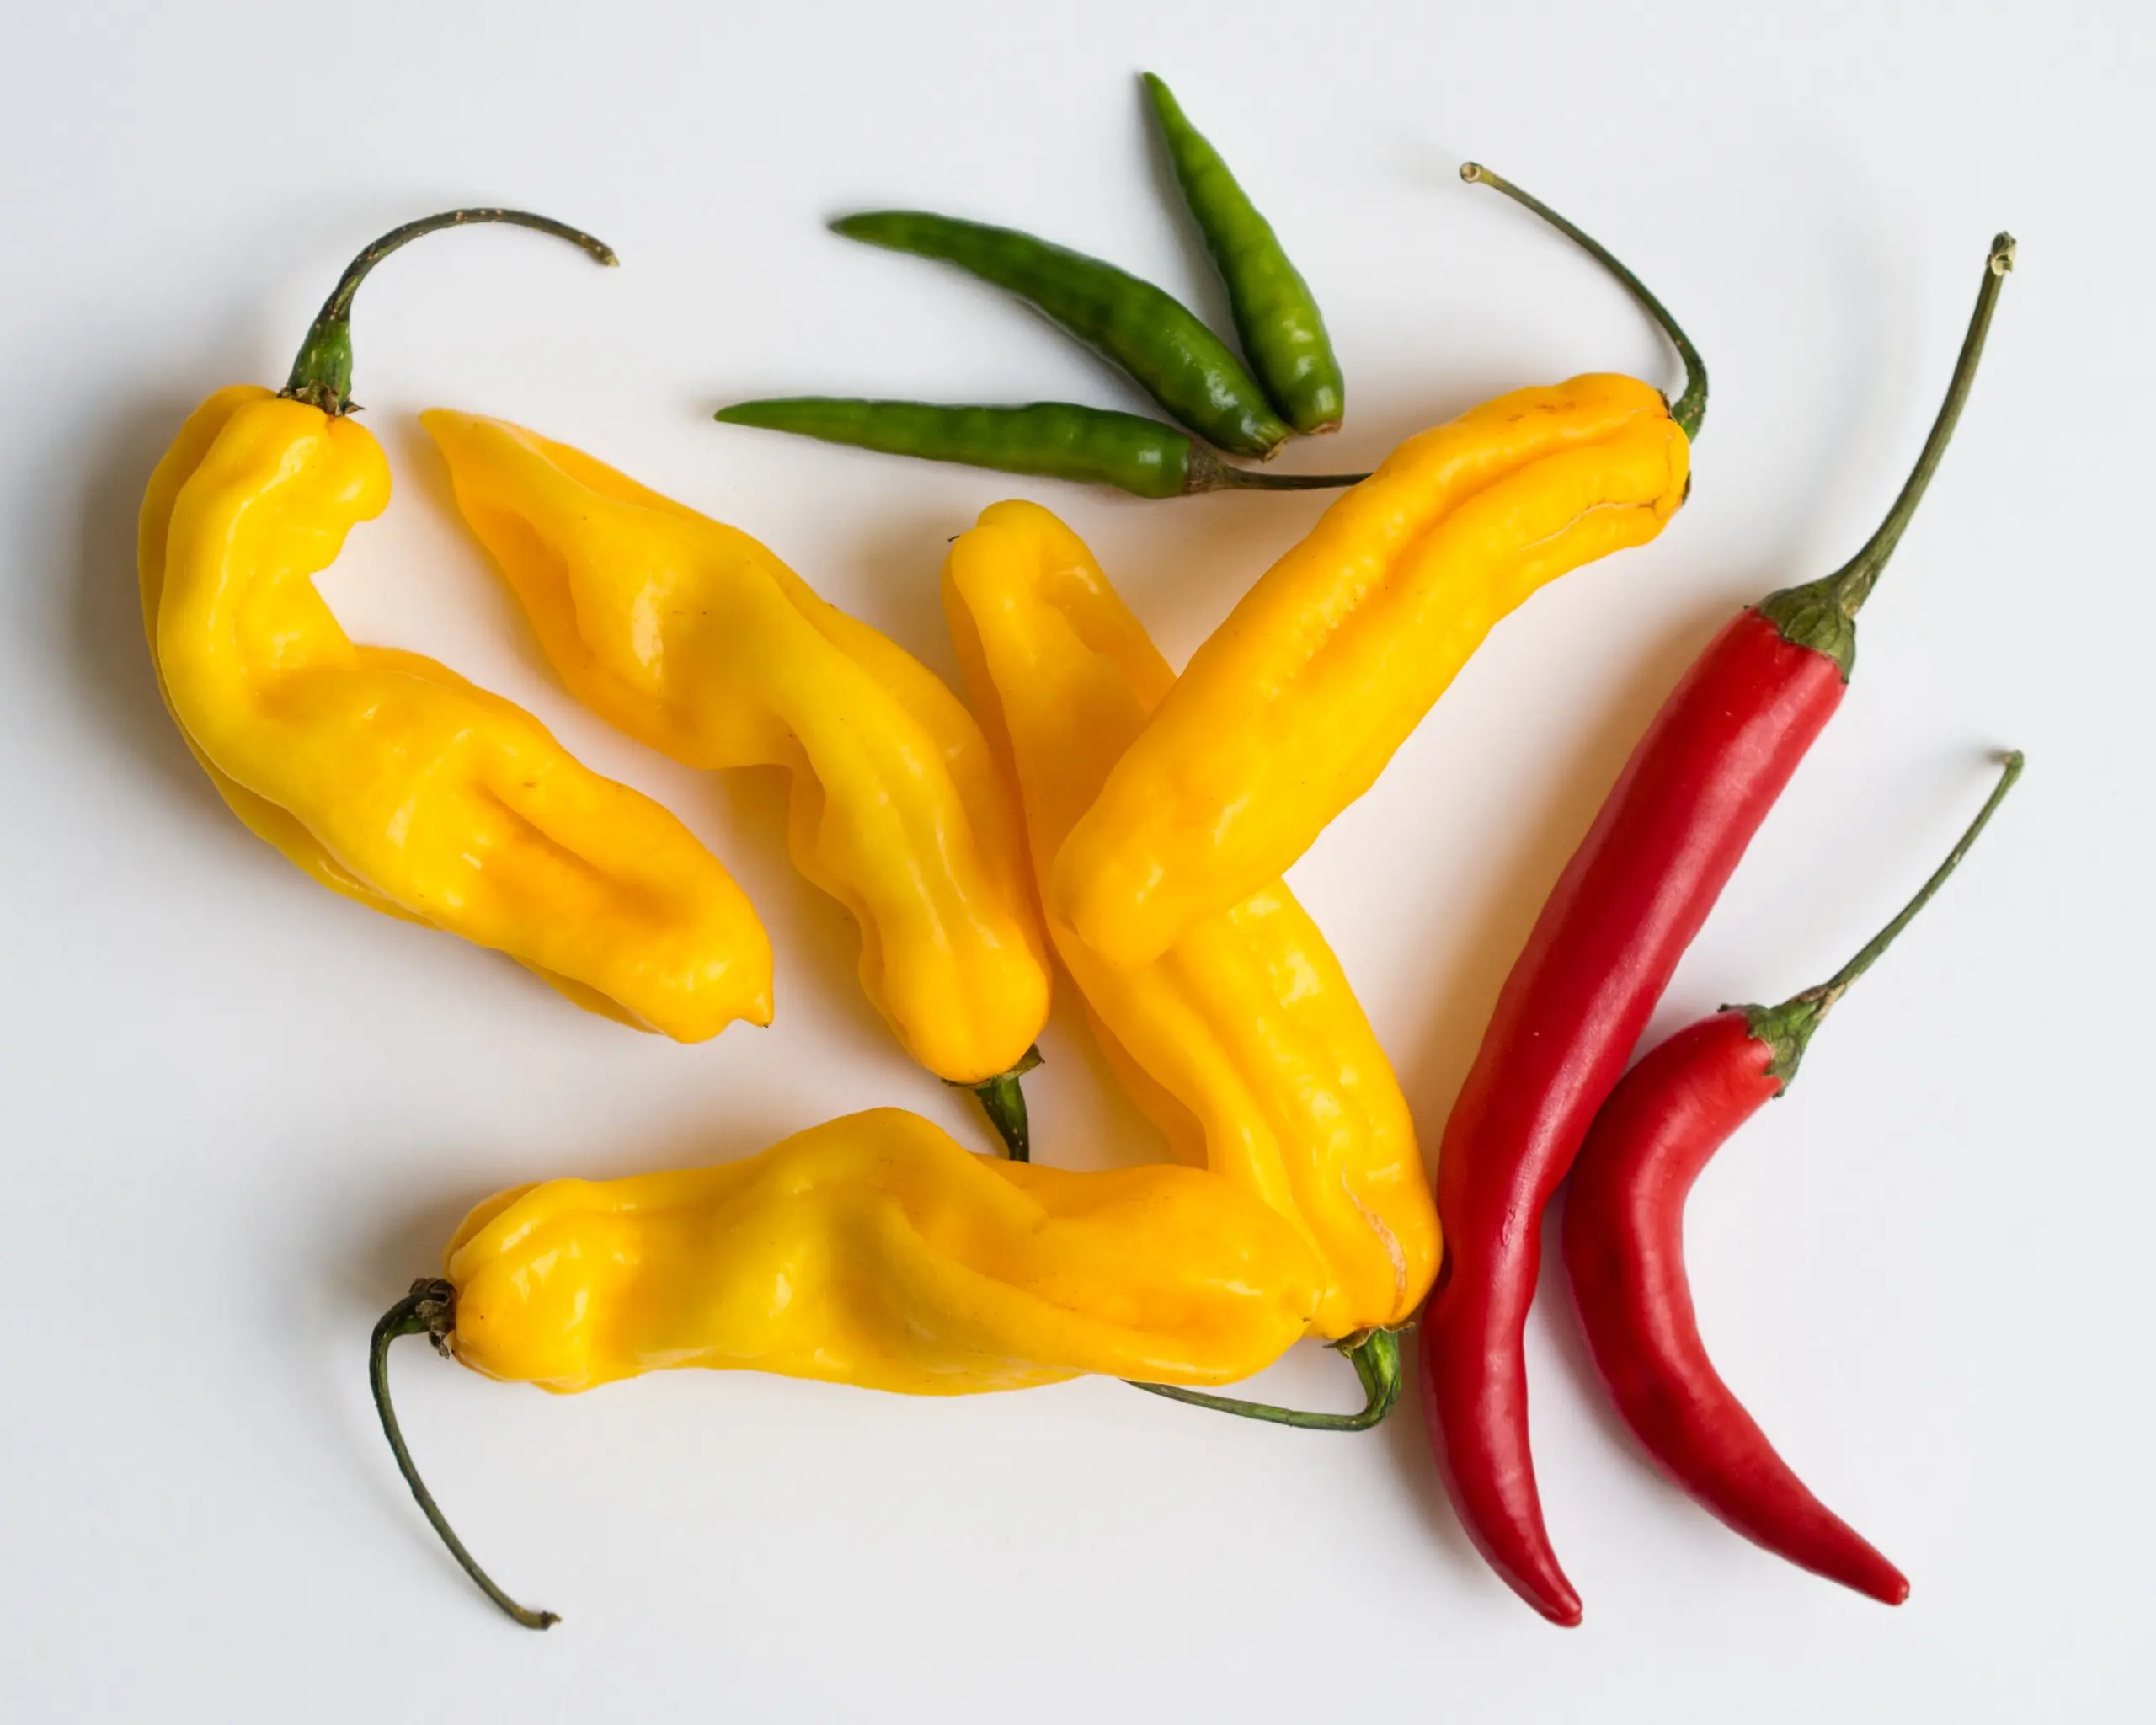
[1562,1011,1911,1605]
[1419,607,1844,1623]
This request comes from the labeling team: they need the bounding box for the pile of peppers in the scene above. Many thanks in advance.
[131,77,2025,1630]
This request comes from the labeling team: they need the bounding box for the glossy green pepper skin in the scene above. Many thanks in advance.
[1143,74,1345,436]
[831,210,1292,460]
[714,397,1365,499]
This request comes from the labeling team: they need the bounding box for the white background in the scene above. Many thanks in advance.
[2,1,2148,1717]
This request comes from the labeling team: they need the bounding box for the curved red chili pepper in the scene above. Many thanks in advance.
[1563,754,2020,1605]
[1417,230,2014,1624]
[1562,1012,1909,1604]
[1420,618,1840,1623]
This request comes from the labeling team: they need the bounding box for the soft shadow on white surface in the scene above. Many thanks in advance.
[3,1,2148,1720]
[66,396,228,809]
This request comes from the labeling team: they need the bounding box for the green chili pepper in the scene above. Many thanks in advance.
[830,210,1292,461]
[713,398,1366,499]
[1142,73,1345,437]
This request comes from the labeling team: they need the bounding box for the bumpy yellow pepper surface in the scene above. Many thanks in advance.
[943,502,1440,1343]
[374,1106,1325,1624]
[1054,372,1691,968]
[1054,170,1705,969]
[440,1106,1323,1394]
[139,213,775,1039]
[423,412,1051,1092]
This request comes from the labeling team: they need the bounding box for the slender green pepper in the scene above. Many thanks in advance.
[1142,73,1344,436]
[713,397,1365,499]
[831,210,1292,460]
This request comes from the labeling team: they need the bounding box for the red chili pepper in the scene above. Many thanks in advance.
[1564,751,2020,1605]
[1417,225,2015,1626]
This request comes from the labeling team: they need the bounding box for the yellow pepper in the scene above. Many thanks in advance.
[139,212,773,1040]
[943,501,1438,1407]
[422,410,1053,1143]
[1054,167,1705,969]
[371,1106,1325,1625]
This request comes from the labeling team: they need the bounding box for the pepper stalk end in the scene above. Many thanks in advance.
[1739,750,2021,1087]
[1127,1326,1403,1430]
[955,1044,1044,1161]
[1758,230,2015,671]
[282,208,616,417]
[370,1278,559,1630]
[1183,443,1369,494]
[1460,161,1707,441]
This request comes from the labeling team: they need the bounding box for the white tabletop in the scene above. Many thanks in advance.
[1,1,2144,1718]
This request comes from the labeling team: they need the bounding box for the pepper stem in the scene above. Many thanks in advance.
[1460,162,1708,440]
[1127,1326,1403,1431]
[1758,233,2015,675]
[1184,444,1369,494]
[282,209,617,416]
[370,1279,558,1630]
[1744,750,2022,1087]
[957,1044,1044,1161]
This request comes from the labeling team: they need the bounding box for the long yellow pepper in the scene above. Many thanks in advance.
[444,1108,1321,1393]
[373,1106,1324,1624]
[943,501,1439,1352]
[140,214,773,1039]
[422,413,1052,1102]
[1054,168,1705,969]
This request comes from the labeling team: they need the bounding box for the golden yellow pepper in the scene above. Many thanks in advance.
[422,410,1053,1140]
[1054,167,1705,969]
[371,1106,1325,1625]
[943,501,1438,1414]
[139,211,775,1040]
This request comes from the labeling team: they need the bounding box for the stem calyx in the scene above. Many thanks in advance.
[1758,233,2015,678]
[281,208,616,417]
[1737,750,2022,1087]
[370,1278,558,1630]
[1127,1325,1403,1431]
[1460,161,1707,440]
[1184,443,1369,494]
[954,1044,1044,1161]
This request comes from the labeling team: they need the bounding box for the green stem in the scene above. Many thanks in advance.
[1127,1326,1402,1431]
[1744,750,2023,1087]
[282,209,617,416]
[1460,162,1708,440]
[1757,233,2015,676]
[1184,444,1369,494]
[957,1044,1043,1161]
[370,1279,558,1630]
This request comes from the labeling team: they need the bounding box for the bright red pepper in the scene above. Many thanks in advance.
[1563,752,2020,1605]
[1417,232,2015,1624]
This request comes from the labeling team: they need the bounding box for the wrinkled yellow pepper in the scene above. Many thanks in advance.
[1053,372,1690,967]
[1054,170,1707,969]
[374,1106,1324,1624]
[423,412,1052,1097]
[444,1106,1321,1394]
[140,212,775,1039]
[943,502,1440,1344]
